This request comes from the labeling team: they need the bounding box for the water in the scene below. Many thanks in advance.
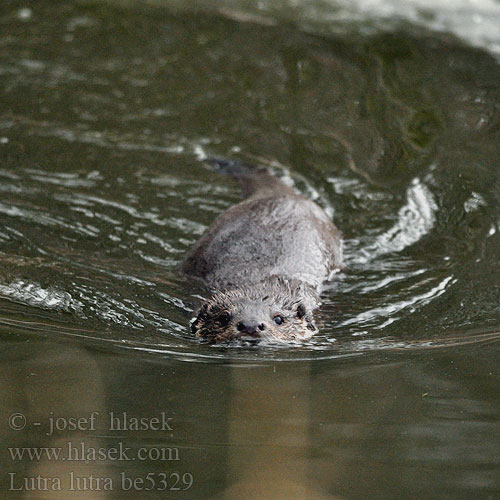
[1,0,499,498]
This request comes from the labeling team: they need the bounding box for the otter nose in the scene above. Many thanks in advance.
[236,321,266,336]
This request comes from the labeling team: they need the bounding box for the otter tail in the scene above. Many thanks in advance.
[206,157,293,199]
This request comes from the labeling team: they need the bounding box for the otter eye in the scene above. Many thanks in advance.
[273,315,284,325]
[216,312,231,327]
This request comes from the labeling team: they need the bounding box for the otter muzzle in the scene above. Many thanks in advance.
[236,320,265,337]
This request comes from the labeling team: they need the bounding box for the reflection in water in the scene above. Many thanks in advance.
[220,363,339,500]
[1,337,499,499]
[0,342,109,499]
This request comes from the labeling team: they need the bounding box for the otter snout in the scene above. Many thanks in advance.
[236,320,266,337]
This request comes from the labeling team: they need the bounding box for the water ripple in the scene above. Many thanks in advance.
[356,177,437,264]
[0,280,82,312]
[1,2,498,362]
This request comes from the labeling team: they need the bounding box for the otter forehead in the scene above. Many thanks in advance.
[205,279,318,319]
[232,298,273,315]
[211,291,297,312]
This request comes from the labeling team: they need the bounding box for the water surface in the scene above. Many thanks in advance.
[0,0,499,498]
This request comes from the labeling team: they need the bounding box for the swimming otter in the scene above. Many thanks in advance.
[183,159,342,343]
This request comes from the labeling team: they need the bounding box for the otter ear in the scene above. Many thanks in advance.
[296,303,316,332]
[191,303,209,333]
[297,303,306,319]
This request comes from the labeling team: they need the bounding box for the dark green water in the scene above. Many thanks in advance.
[1,1,499,498]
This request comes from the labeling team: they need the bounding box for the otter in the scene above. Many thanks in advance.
[183,158,342,343]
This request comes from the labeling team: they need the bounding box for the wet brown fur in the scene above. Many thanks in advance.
[183,159,342,344]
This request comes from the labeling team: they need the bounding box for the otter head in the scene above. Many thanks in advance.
[191,277,318,343]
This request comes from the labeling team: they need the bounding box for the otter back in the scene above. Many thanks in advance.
[183,166,342,291]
